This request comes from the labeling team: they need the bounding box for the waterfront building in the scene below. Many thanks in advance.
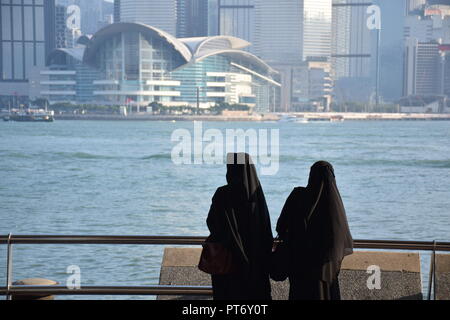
[30,45,99,104]
[35,22,280,113]
[0,0,55,106]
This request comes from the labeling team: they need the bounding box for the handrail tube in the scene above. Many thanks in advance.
[0,235,449,251]
[0,285,213,296]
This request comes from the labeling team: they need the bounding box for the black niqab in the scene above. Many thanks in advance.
[206,153,273,300]
[305,161,353,266]
[276,161,353,282]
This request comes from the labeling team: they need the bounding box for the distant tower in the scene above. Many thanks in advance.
[254,0,332,64]
[118,0,177,34]
[0,0,55,81]
[114,0,120,23]
[177,0,208,38]
[55,5,69,48]
[216,0,255,47]
[403,39,442,96]
[406,0,426,15]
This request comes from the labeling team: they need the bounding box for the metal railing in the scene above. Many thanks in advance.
[1,234,449,299]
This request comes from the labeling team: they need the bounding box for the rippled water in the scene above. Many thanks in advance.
[0,120,449,299]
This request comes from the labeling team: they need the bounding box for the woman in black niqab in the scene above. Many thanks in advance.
[206,153,273,300]
[276,161,353,300]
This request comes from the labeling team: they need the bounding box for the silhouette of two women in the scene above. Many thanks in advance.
[205,153,353,300]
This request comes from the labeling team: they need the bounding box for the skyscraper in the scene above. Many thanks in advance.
[403,38,441,96]
[118,0,177,35]
[57,0,109,35]
[214,0,255,46]
[177,0,208,38]
[254,0,332,111]
[0,0,55,103]
[114,0,120,23]
[55,5,69,48]
[406,0,426,14]
[254,0,332,65]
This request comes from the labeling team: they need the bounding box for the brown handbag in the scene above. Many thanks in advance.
[198,240,237,275]
[198,206,248,275]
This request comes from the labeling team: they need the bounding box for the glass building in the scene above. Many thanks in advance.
[39,22,280,113]
[117,0,177,35]
[0,0,55,105]
[177,0,208,38]
[254,0,332,64]
[212,0,255,50]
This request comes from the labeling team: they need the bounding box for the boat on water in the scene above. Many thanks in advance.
[3,108,54,122]
[278,115,309,123]
[330,115,344,122]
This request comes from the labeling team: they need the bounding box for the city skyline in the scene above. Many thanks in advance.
[1,0,450,114]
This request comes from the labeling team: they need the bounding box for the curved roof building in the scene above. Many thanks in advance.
[39,22,280,112]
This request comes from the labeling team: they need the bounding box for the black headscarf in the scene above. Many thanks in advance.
[224,153,273,267]
[276,161,353,281]
[226,153,260,202]
[303,161,353,271]
[206,153,273,299]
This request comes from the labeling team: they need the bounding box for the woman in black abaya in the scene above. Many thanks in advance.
[206,153,273,300]
[276,161,353,300]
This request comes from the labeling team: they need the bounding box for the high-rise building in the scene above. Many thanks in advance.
[117,0,177,35]
[254,0,332,111]
[372,0,406,101]
[441,45,450,97]
[403,3,450,99]
[114,0,120,23]
[177,0,208,38]
[404,8,450,43]
[55,5,70,48]
[57,0,113,35]
[406,0,426,15]
[291,58,333,111]
[403,38,441,96]
[332,0,351,78]
[254,0,332,65]
[213,0,255,47]
[0,0,55,104]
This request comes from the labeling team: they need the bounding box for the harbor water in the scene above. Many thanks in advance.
[0,120,449,299]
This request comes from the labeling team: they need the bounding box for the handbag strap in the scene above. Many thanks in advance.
[224,207,249,264]
[224,187,249,264]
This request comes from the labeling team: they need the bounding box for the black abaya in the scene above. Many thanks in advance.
[206,153,273,300]
[276,161,353,300]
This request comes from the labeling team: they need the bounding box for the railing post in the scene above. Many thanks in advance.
[6,233,13,300]
[427,240,436,300]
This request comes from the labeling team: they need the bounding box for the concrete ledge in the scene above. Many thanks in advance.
[435,254,450,300]
[341,251,420,272]
[158,248,423,300]
[339,251,422,300]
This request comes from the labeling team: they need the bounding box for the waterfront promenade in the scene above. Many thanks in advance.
[50,112,450,122]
